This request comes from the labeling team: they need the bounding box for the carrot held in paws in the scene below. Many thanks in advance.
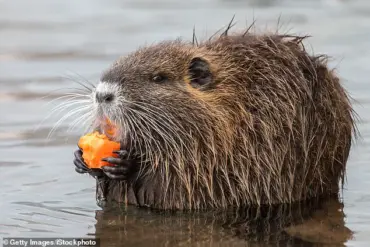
[78,132,120,169]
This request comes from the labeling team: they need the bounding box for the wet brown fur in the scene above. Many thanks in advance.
[97,24,355,211]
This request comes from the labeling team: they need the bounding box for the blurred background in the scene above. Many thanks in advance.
[0,0,369,246]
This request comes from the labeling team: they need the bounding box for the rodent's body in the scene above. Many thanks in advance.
[88,30,355,210]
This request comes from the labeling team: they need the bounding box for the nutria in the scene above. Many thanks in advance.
[73,24,355,211]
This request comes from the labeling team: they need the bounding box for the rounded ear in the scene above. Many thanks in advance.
[188,57,213,88]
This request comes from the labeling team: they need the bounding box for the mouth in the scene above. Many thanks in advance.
[91,94,132,154]
[93,114,133,152]
[101,117,117,137]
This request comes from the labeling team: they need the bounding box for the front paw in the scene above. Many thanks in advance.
[101,150,138,180]
[73,148,104,178]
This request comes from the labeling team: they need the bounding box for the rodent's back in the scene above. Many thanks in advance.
[199,34,354,204]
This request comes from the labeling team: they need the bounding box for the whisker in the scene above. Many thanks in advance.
[46,100,91,119]
[35,88,91,106]
[42,94,91,108]
[35,97,91,133]
[63,71,97,90]
[60,75,94,93]
[47,106,91,139]
[121,99,187,167]
[68,110,93,133]
[131,101,190,148]
[123,107,151,163]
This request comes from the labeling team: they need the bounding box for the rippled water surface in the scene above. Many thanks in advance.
[0,0,369,246]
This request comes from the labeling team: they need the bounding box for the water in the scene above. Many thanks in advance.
[0,0,369,246]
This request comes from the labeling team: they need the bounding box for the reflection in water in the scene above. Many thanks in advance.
[94,196,351,246]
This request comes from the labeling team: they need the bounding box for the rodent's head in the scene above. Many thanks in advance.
[91,40,235,167]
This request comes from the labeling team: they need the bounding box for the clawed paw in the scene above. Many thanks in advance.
[73,147,138,181]
[101,150,137,180]
[73,148,104,178]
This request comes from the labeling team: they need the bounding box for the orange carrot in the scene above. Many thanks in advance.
[78,131,120,169]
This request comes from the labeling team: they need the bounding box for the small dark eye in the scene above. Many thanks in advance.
[152,74,167,83]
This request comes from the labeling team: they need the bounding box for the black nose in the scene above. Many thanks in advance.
[96,92,115,103]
